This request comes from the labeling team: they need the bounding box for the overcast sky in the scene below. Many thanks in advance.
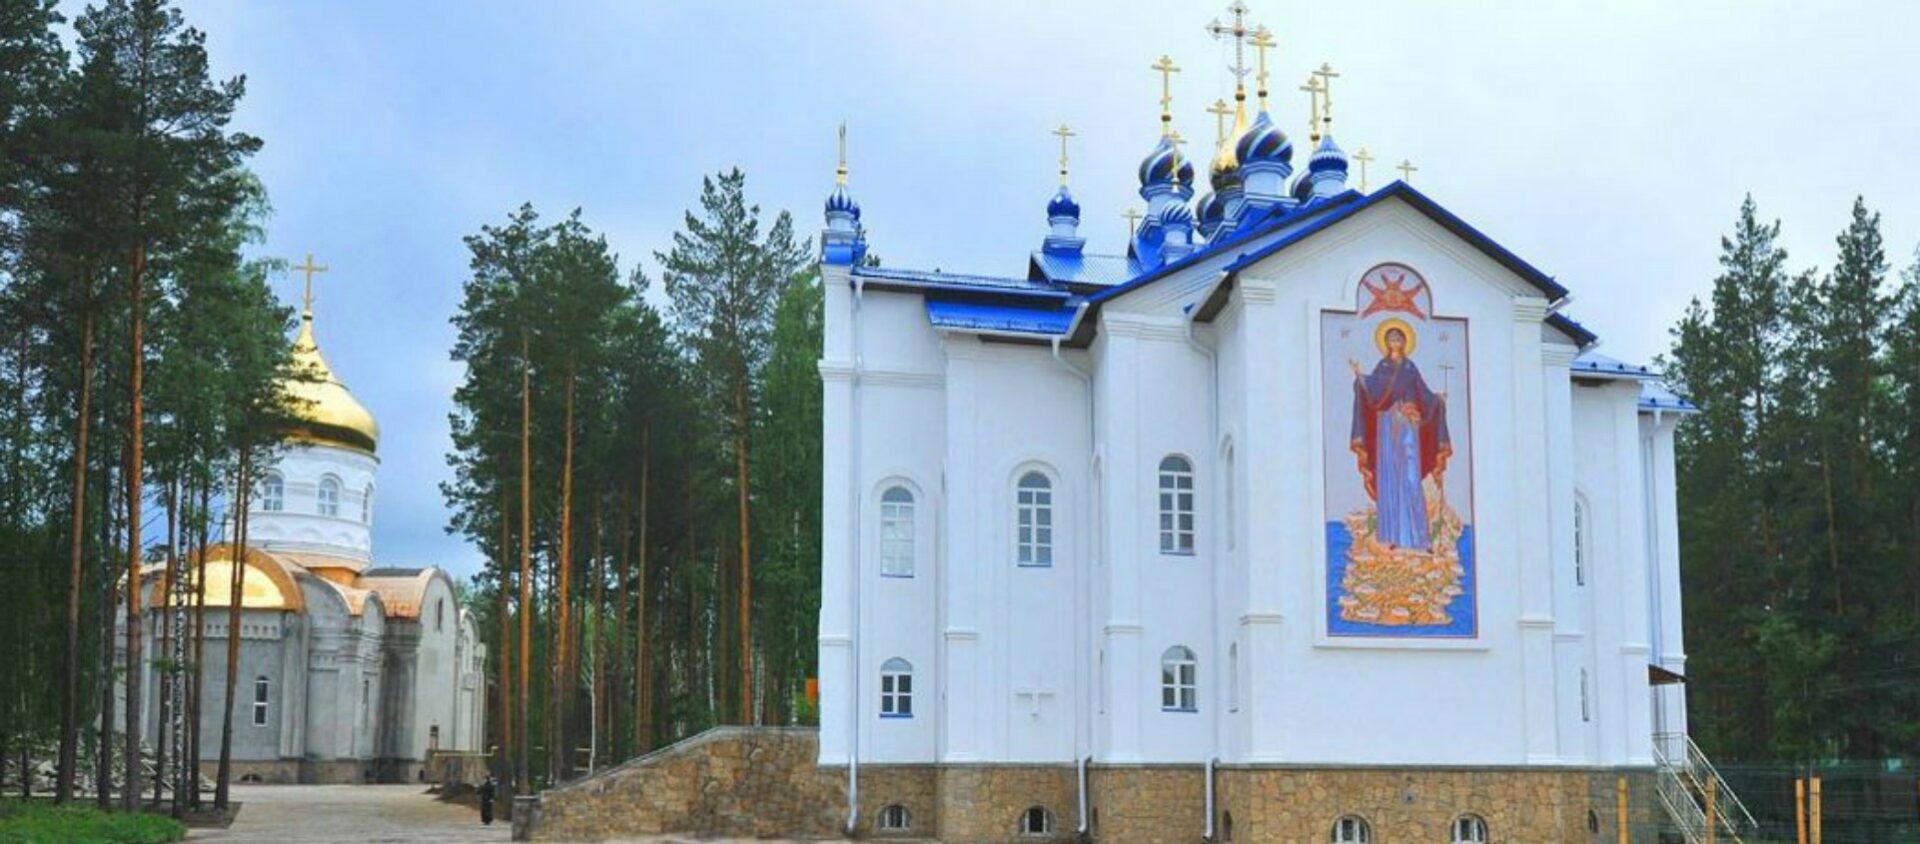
[119,1,1920,578]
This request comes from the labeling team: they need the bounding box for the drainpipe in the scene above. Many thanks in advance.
[1204,755,1218,842]
[1187,277,1224,844]
[845,274,866,836]
[1049,300,1095,839]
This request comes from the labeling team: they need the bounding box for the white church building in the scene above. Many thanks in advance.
[123,282,486,785]
[814,7,1725,842]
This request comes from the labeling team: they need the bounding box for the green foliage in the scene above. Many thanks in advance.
[0,801,185,844]
[1671,195,1920,764]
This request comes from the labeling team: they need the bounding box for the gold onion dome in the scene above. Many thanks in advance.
[283,310,379,454]
[1211,100,1251,190]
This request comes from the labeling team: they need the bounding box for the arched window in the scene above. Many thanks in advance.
[362,484,374,523]
[252,676,270,726]
[1161,645,1197,711]
[1451,814,1489,843]
[1016,472,1053,567]
[1020,806,1054,836]
[880,658,913,717]
[318,476,342,517]
[879,486,915,577]
[1158,455,1195,554]
[1573,497,1589,586]
[878,804,912,832]
[435,599,446,633]
[1221,811,1234,842]
[1331,815,1371,843]
[260,474,284,513]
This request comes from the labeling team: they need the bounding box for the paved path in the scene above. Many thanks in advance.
[188,784,509,844]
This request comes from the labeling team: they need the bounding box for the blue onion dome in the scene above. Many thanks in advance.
[1291,172,1314,202]
[1235,110,1293,167]
[1175,153,1195,189]
[1309,134,1349,175]
[1195,191,1223,226]
[1138,136,1180,187]
[825,183,861,220]
[1157,200,1194,229]
[1047,185,1080,220]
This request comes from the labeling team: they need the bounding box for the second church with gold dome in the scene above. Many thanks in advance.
[119,262,487,784]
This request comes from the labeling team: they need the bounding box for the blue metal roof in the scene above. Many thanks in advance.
[1030,251,1139,287]
[925,299,1078,336]
[1088,191,1366,305]
[853,265,1067,299]
[1547,312,1599,347]
[1640,381,1698,413]
[1572,352,1657,380]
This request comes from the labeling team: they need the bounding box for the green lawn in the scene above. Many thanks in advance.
[0,801,185,844]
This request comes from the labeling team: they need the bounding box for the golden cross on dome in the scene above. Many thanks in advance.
[1151,54,1182,135]
[1353,147,1376,191]
[1051,124,1076,186]
[1398,159,1419,183]
[835,122,849,186]
[1250,26,1277,109]
[1205,0,1255,97]
[1299,75,1325,142]
[295,253,328,315]
[1206,99,1233,146]
[1123,206,1143,238]
[1312,62,1341,133]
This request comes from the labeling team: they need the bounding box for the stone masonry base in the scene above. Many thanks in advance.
[532,727,1662,843]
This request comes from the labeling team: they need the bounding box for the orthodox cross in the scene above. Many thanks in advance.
[295,253,328,314]
[1398,159,1419,183]
[1151,54,1182,136]
[1123,206,1143,238]
[1052,123,1076,186]
[1436,361,1455,398]
[1312,62,1341,135]
[835,122,849,186]
[1250,25,1277,109]
[1206,99,1233,147]
[1205,0,1255,97]
[1168,129,1190,187]
[1299,75,1326,142]
[1353,147,1375,191]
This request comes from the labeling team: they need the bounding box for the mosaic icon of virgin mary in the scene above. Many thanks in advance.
[1346,318,1452,552]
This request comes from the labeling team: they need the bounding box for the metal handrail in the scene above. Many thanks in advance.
[1652,731,1757,843]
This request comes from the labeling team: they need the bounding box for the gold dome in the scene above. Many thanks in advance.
[1210,97,1252,182]
[283,310,379,454]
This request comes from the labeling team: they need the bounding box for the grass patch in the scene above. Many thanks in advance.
[0,801,186,844]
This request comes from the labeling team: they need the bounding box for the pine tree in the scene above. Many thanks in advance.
[658,169,808,723]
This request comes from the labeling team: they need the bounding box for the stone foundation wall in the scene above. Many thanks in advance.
[533,727,845,842]
[529,726,1668,843]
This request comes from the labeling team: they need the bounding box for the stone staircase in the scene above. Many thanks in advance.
[1653,732,1757,844]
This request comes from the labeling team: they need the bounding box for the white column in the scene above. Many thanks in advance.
[1237,279,1288,762]
[817,264,856,764]
[1096,322,1144,762]
[942,339,983,761]
[1512,299,1560,763]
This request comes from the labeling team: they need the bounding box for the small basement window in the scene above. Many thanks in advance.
[878,804,911,832]
[1020,806,1054,836]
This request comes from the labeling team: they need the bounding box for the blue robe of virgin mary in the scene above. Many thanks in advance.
[1350,355,1451,550]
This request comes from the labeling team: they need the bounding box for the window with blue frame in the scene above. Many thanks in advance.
[880,486,915,577]
[1161,645,1197,711]
[1016,472,1053,567]
[880,658,913,717]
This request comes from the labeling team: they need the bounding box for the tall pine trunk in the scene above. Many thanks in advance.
[96,461,119,810]
[124,242,147,811]
[636,430,651,750]
[497,488,512,778]
[590,496,604,772]
[555,375,575,779]
[57,309,94,804]
[613,480,630,759]
[516,331,533,796]
[188,481,211,808]
[153,483,177,806]
[733,370,752,724]
[214,452,251,809]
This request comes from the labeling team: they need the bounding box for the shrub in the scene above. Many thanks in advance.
[0,801,186,844]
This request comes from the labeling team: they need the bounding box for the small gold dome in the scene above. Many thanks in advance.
[1211,98,1252,183]
[283,311,379,454]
